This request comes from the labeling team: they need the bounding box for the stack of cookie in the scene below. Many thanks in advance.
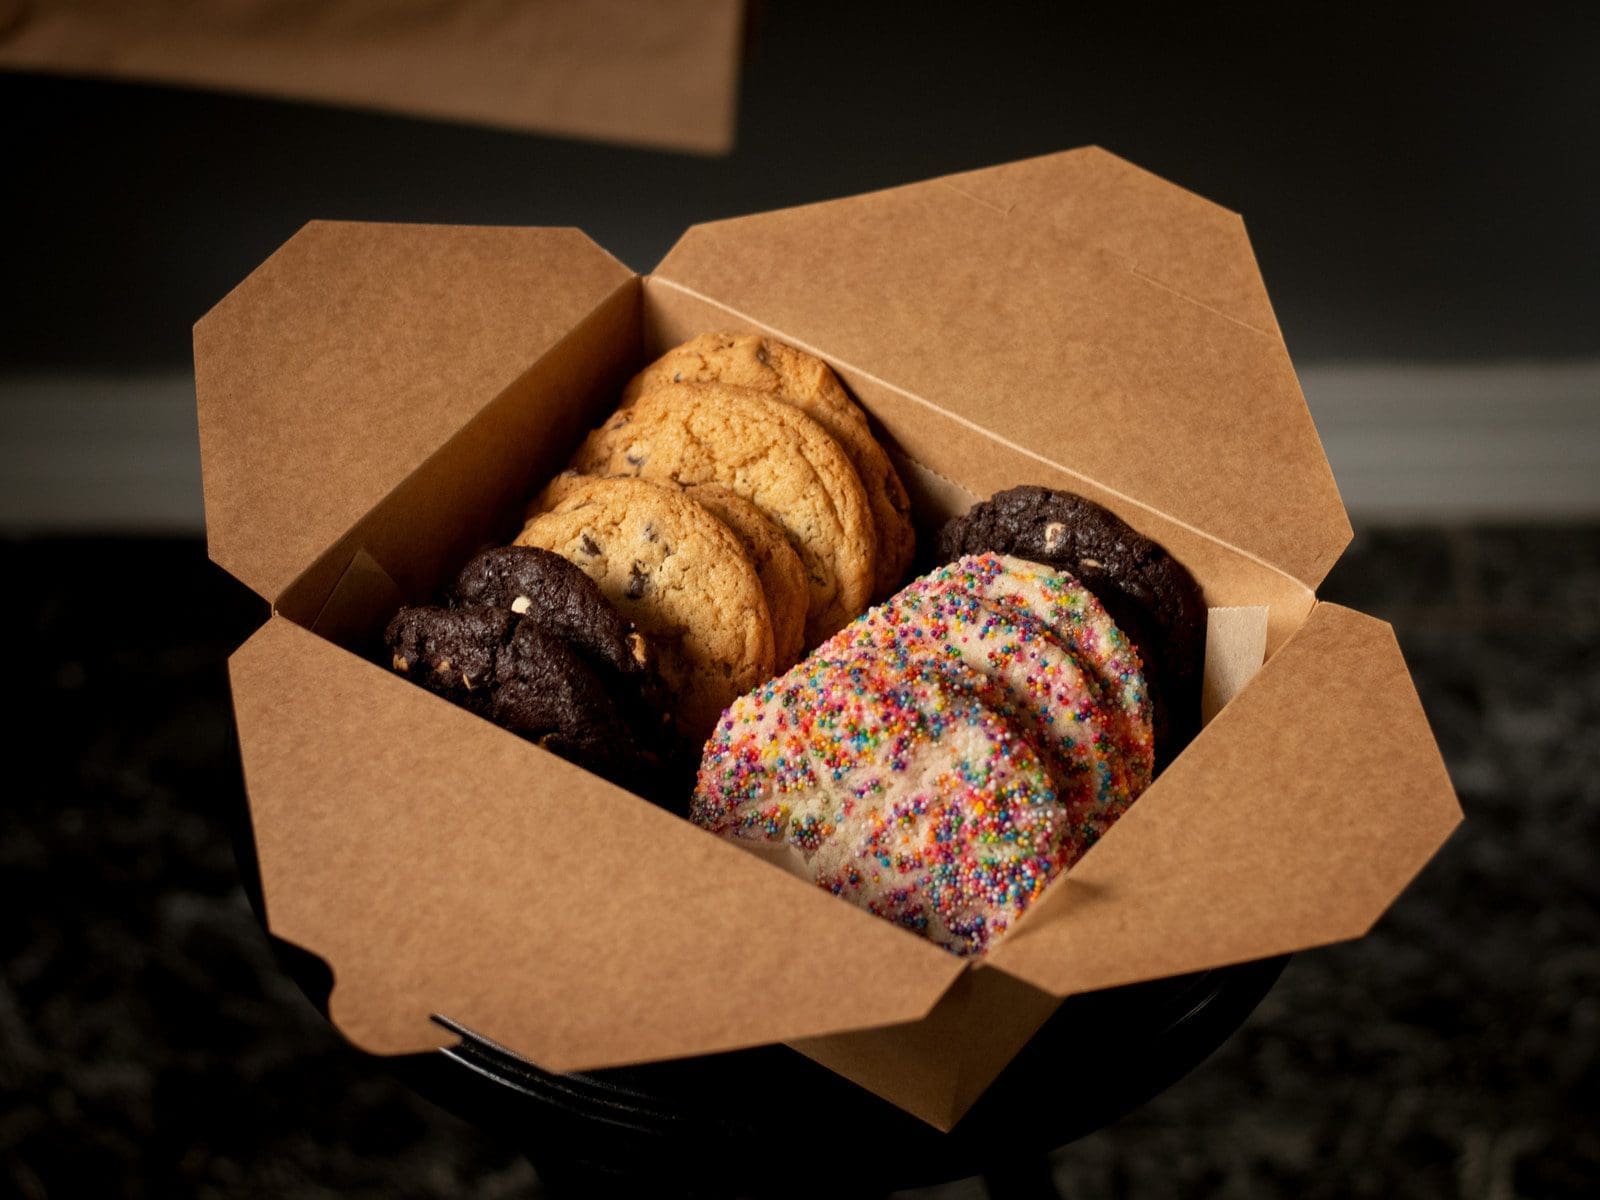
[690,552,1159,956]
[517,333,915,743]
[384,546,671,796]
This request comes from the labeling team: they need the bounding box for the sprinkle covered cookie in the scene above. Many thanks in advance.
[692,646,1065,956]
[833,555,1154,841]
[692,552,1156,955]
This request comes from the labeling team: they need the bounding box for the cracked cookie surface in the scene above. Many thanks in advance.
[532,474,809,673]
[384,533,683,797]
[514,475,774,741]
[623,332,914,599]
[449,545,652,683]
[568,382,876,645]
[681,483,809,671]
[385,604,515,712]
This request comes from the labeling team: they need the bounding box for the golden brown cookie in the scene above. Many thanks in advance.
[568,383,876,644]
[532,472,808,671]
[513,476,774,741]
[681,483,808,670]
[623,332,915,599]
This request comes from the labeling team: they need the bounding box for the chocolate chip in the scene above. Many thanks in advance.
[626,562,651,599]
[579,534,601,556]
[624,452,645,468]
[627,632,649,666]
[643,522,659,542]
[755,345,770,365]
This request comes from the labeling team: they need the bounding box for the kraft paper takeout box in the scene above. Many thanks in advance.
[195,147,1461,1131]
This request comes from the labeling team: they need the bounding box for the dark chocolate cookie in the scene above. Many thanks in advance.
[491,621,658,793]
[449,546,650,682]
[384,605,514,714]
[935,486,1205,765]
[385,559,681,807]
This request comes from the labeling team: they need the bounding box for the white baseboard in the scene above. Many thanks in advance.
[2,362,1597,534]
[1297,361,1600,522]
[2,374,205,534]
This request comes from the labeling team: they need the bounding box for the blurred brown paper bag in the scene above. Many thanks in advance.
[0,0,743,153]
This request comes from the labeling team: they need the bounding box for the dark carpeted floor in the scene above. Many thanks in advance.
[3,529,1596,1198]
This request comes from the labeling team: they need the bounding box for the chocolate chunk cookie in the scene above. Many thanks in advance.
[384,602,664,797]
[449,545,651,682]
[568,382,876,645]
[934,486,1205,765]
[514,475,775,742]
[491,620,658,792]
[623,333,915,599]
[385,604,515,713]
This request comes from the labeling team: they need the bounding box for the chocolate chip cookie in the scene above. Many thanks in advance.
[934,486,1205,765]
[568,382,876,645]
[514,475,775,741]
[623,333,915,599]
[679,483,808,670]
[532,473,809,672]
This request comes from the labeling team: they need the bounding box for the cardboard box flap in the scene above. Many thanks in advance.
[792,965,1063,1131]
[231,615,966,1069]
[939,147,1281,337]
[195,220,634,606]
[984,602,1461,996]
[653,149,1351,586]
